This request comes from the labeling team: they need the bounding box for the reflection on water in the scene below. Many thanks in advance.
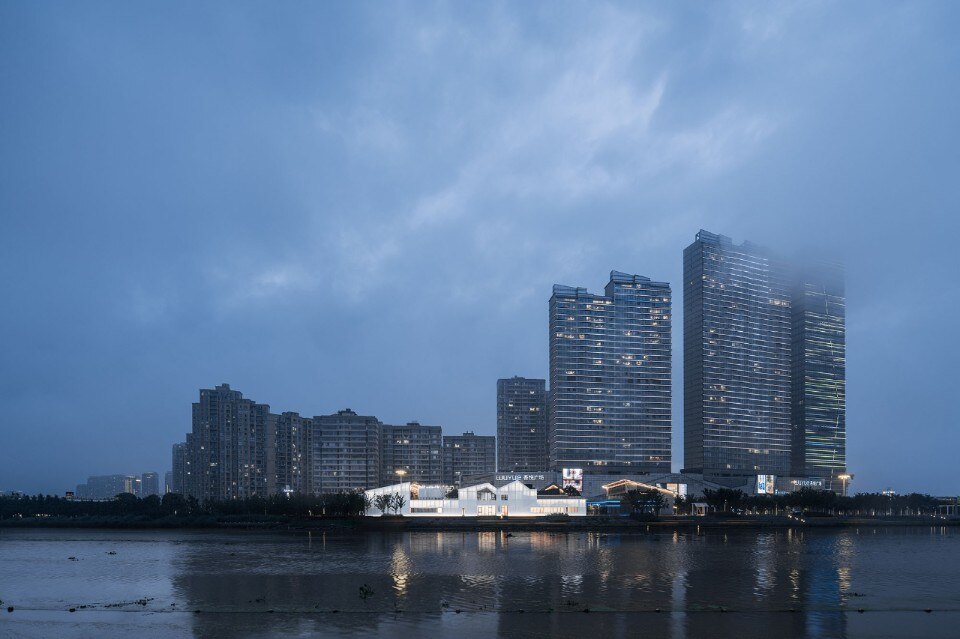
[1,527,960,638]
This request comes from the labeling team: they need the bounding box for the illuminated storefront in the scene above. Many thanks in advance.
[364,480,586,517]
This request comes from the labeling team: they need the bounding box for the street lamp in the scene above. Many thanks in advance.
[837,473,852,497]
[395,469,407,482]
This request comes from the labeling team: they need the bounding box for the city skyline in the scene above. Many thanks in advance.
[3,3,959,496]
[58,228,842,499]
[0,231,908,495]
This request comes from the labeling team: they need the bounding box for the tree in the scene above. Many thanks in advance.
[620,489,666,515]
[702,488,745,512]
[390,492,407,515]
[374,494,392,515]
[674,495,688,515]
[648,491,666,514]
[115,492,139,516]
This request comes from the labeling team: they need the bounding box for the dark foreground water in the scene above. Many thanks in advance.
[1,527,959,638]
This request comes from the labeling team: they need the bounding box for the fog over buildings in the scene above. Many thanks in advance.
[1,2,959,495]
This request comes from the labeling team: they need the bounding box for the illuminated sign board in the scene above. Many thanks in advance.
[495,474,547,483]
[562,468,583,493]
[790,478,825,489]
[756,475,776,495]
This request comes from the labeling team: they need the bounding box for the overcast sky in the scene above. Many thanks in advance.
[2,2,958,495]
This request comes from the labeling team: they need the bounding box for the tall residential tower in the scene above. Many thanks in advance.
[189,384,272,500]
[548,271,672,474]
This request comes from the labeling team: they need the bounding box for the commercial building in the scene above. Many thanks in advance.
[791,261,846,490]
[442,431,496,486]
[364,480,585,517]
[463,470,735,505]
[313,409,382,493]
[549,271,672,474]
[380,422,443,484]
[497,376,548,472]
[683,230,792,480]
[187,384,272,501]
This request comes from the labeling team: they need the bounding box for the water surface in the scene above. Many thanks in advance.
[1,527,958,638]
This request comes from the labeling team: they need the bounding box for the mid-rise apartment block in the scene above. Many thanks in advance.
[442,431,496,486]
[381,422,443,484]
[312,409,382,493]
[497,377,548,472]
[272,412,314,495]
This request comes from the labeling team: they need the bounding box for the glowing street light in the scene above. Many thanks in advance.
[837,473,852,497]
[395,469,407,480]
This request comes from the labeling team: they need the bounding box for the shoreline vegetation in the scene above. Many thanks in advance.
[1,493,956,532]
[1,515,958,531]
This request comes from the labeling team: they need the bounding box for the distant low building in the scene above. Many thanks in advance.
[75,475,141,500]
[141,472,160,497]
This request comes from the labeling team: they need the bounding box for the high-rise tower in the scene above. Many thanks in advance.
[791,260,846,487]
[549,271,672,473]
[189,384,272,500]
[683,230,792,479]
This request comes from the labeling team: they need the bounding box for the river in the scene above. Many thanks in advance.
[1,526,958,638]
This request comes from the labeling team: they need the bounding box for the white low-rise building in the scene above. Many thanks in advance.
[364,480,585,517]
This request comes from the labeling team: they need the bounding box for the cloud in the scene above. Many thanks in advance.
[297,6,779,303]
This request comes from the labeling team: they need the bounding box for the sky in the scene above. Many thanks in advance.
[1,1,958,496]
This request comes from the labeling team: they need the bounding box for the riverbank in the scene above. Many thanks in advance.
[2,513,957,531]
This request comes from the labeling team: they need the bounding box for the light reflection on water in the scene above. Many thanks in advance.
[0,527,959,638]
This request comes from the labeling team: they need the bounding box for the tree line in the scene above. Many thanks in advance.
[675,488,949,516]
[0,492,369,523]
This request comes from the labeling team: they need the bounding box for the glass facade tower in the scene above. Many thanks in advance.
[549,271,672,473]
[791,261,846,486]
[497,376,548,472]
[683,230,792,478]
